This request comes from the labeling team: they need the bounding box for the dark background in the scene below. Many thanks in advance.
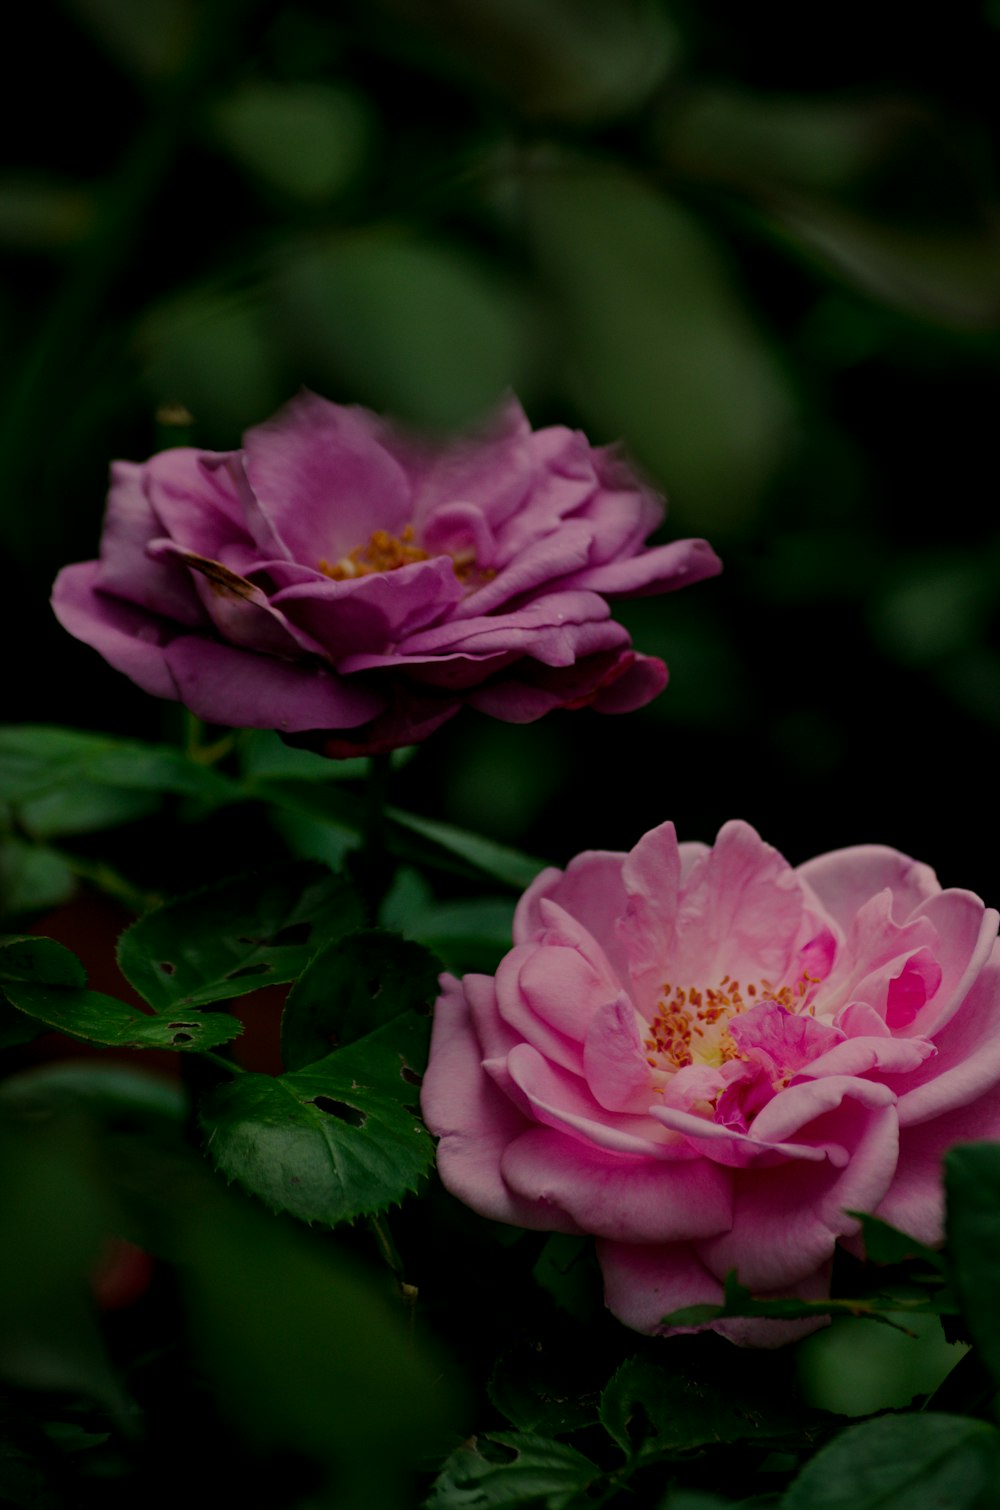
[5,0,1000,897]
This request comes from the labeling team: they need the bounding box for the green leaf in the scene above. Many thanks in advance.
[523,162,793,534]
[662,1271,937,1335]
[427,1432,600,1509]
[947,1142,1000,1383]
[781,1412,1000,1509]
[845,1209,947,1273]
[387,808,547,891]
[599,1355,800,1462]
[532,1233,602,1323]
[0,981,242,1052]
[0,1116,130,1419]
[488,1340,601,1436]
[0,725,241,808]
[200,1015,432,1226]
[0,837,75,917]
[252,778,548,888]
[0,1059,186,1130]
[275,230,531,430]
[117,862,362,1011]
[211,80,372,204]
[105,1128,458,1495]
[281,927,442,1070]
[0,934,87,988]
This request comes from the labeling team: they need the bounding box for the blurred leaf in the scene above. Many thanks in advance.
[65,0,195,79]
[947,1143,1000,1384]
[0,1116,128,1418]
[659,87,899,194]
[657,85,1000,330]
[0,1059,185,1130]
[108,1128,456,1500]
[16,784,159,839]
[871,554,993,665]
[0,174,95,250]
[427,1431,600,1509]
[383,0,679,122]
[523,162,793,532]
[796,1312,967,1418]
[281,927,441,1070]
[0,726,241,807]
[0,838,76,918]
[117,861,361,1010]
[781,1412,999,1509]
[0,979,242,1051]
[201,1014,433,1225]
[275,230,533,428]
[771,201,1000,331]
[137,285,285,439]
[211,80,373,203]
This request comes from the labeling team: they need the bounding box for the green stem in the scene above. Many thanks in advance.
[197,1050,245,1076]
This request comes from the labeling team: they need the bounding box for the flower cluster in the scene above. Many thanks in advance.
[421,820,1000,1344]
[51,392,720,756]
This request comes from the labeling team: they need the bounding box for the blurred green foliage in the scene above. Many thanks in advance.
[3,0,998,899]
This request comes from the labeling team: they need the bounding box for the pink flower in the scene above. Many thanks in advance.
[51,392,720,756]
[421,820,1000,1346]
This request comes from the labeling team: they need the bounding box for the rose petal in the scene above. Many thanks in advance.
[501,1127,732,1243]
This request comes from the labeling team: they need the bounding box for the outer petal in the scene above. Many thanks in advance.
[162,638,384,731]
[51,562,181,701]
[421,975,580,1232]
[876,1095,1000,1247]
[94,459,206,623]
[797,844,940,930]
[597,1240,831,1346]
[888,954,1000,1125]
[564,537,722,598]
[501,1126,732,1243]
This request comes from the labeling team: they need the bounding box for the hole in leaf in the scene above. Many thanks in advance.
[269,921,312,947]
[311,1096,366,1127]
[226,962,271,981]
[400,1063,422,1087]
[171,1032,194,1044]
[168,1021,197,1029]
[159,961,176,975]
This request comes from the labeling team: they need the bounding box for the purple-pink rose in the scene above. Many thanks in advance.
[51,392,720,756]
[421,820,1000,1345]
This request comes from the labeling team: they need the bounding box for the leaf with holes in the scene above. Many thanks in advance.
[200,1014,432,1225]
[426,1432,600,1509]
[280,927,442,1070]
[117,862,364,1011]
[0,980,242,1051]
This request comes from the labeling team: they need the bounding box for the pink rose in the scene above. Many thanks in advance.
[421,820,1000,1346]
[51,392,720,755]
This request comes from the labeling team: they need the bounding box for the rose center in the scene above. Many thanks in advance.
[318,525,496,588]
[644,972,818,1072]
[319,525,429,581]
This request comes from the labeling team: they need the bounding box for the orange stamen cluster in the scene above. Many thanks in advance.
[319,525,430,581]
[644,971,821,1073]
[318,524,496,589]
